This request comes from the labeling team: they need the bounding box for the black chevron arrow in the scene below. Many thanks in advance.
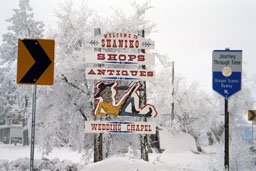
[249,110,256,121]
[20,40,52,83]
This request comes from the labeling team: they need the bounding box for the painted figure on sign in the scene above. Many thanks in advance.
[94,81,157,117]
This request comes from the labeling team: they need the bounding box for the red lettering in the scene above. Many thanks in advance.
[106,124,109,131]
[122,70,129,76]
[133,35,138,39]
[127,124,130,131]
[102,124,105,130]
[124,33,127,38]
[141,125,144,131]
[98,124,101,131]
[109,124,113,130]
[97,69,106,75]
[128,55,136,61]
[97,53,105,60]
[112,39,117,48]
[91,124,97,130]
[106,39,111,48]
[118,40,123,48]
[119,54,126,61]
[116,70,121,76]
[140,71,146,76]
[145,125,148,131]
[124,40,128,48]
[107,70,115,75]
[88,69,96,75]
[149,125,152,131]
[101,39,105,47]
[118,124,121,131]
[136,125,140,131]
[104,34,108,39]
[129,40,134,48]
[113,124,117,131]
[131,125,135,131]
[107,54,117,60]
[135,40,139,48]
[137,55,145,61]
[130,70,138,76]
[147,71,154,77]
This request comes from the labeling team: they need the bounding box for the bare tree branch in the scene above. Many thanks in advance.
[60,74,86,94]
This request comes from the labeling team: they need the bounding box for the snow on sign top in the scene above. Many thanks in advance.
[85,33,154,49]
[212,49,242,98]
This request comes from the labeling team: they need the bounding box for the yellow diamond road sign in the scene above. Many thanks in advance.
[17,39,55,85]
[248,110,256,121]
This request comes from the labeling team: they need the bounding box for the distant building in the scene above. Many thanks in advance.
[0,115,28,145]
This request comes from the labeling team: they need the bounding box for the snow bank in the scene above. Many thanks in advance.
[0,144,84,170]
[156,130,209,170]
[0,131,210,171]
[159,130,197,153]
[0,157,82,171]
[81,131,209,171]
[82,156,174,171]
[0,144,83,164]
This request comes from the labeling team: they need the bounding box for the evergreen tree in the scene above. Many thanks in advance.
[0,0,44,117]
[1,0,44,62]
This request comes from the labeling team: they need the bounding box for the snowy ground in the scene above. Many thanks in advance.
[0,131,212,171]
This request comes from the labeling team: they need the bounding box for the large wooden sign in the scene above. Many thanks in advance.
[85,33,154,49]
[86,67,155,81]
[85,51,155,65]
[17,39,55,85]
[85,121,156,134]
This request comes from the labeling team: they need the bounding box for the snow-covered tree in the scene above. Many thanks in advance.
[36,0,157,159]
[1,0,44,62]
[229,130,256,170]
[36,1,95,153]
[0,0,44,118]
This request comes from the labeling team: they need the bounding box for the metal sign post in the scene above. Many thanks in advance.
[224,98,229,171]
[17,39,55,171]
[30,85,37,171]
[212,49,242,171]
[252,121,254,145]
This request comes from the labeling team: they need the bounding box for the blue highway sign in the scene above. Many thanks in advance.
[212,50,242,98]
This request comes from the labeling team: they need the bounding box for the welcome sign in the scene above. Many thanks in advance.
[85,33,154,50]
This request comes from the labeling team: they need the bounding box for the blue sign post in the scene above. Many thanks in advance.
[212,49,242,98]
[212,49,242,171]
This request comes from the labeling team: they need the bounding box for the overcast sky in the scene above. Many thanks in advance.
[1,0,256,94]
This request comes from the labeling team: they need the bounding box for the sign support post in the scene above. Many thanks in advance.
[252,121,254,145]
[17,39,55,171]
[224,98,229,171]
[139,30,149,161]
[30,85,37,171]
[93,28,103,163]
[212,48,242,171]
